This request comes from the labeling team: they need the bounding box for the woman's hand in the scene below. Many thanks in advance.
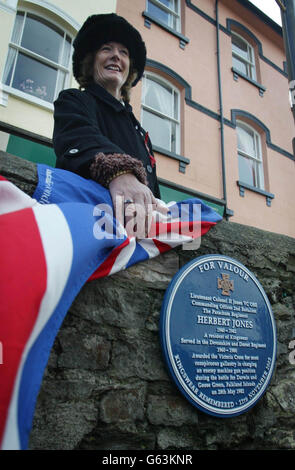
[109,172,167,238]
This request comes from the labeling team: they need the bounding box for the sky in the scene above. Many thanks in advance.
[248,0,282,25]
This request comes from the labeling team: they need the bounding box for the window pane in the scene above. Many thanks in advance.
[3,48,17,85]
[142,109,171,151]
[61,35,72,68]
[21,14,64,64]
[147,0,179,30]
[237,125,255,157]
[255,135,261,160]
[158,0,174,7]
[171,121,177,153]
[55,70,67,99]
[148,1,170,27]
[232,35,248,60]
[173,91,178,120]
[232,55,248,76]
[238,154,256,187]
[144,77,173,117]
[12,52,57,102]
[11,12,24,44]
[250,57,256,80]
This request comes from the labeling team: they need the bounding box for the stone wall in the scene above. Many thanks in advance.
[1,153,295,450]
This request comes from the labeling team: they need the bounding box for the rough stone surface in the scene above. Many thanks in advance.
[0,151,37,196]
[1,154,295,450]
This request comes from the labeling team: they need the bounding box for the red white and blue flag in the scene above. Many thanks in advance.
[0,164,222,450]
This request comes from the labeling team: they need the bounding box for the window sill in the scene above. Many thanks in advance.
[0,85,8,107]
[1,84,54,111]
[237,181,274,206]
[153,145,190,173]
[142,11,189,49]
[232,67,266,97]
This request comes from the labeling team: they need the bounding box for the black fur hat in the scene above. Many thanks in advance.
[73,13,146,86]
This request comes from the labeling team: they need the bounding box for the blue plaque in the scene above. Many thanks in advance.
[160,255,276,417]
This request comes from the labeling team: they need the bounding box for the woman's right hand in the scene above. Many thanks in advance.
[109,172,167,239]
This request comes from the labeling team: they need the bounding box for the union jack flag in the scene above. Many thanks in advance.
[0,165,222,450]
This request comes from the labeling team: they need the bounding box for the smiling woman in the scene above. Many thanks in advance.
[53,14,165,239]
[93,42,130,99]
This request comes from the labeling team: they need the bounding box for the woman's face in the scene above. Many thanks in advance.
[93,41,130,97]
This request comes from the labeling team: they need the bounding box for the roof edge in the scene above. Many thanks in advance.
[235,0,282,36]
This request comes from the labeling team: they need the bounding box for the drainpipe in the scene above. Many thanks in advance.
[215,0,232,219]
[278,0,295,92]
[277,0,295,156]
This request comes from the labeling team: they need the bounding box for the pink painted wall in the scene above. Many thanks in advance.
[116,0,295,238]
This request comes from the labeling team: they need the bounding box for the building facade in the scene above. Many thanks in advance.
[0,0,294,237]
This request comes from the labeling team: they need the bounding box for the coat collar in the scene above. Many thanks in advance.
[85,82,132,113]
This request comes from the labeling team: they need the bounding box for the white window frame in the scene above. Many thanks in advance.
[141,72,181,155]
[1,7,73,109]
[232,32,256,81]
[237,120,264,190]
[146,0,181,32]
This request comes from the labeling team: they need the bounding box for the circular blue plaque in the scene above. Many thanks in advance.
[160,255,276,417]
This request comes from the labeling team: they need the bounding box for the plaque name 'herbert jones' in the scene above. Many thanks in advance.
[160,255,276,417]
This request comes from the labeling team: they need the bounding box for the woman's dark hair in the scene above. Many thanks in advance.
[77,51,138,103]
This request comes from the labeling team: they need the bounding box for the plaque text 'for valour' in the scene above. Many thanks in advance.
[160,255,276,418]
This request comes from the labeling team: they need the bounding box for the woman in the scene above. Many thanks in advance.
[53,13,165,238]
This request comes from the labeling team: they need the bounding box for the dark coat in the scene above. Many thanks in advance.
[53,83,160,198]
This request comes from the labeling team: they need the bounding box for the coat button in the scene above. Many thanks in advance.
[146,164,153,173]
[69,148,79,154]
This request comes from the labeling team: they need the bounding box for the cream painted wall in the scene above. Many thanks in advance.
[0,94,55,137]
[0,8,15,85]
[0,0,117,139]
[51,0,117,25]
